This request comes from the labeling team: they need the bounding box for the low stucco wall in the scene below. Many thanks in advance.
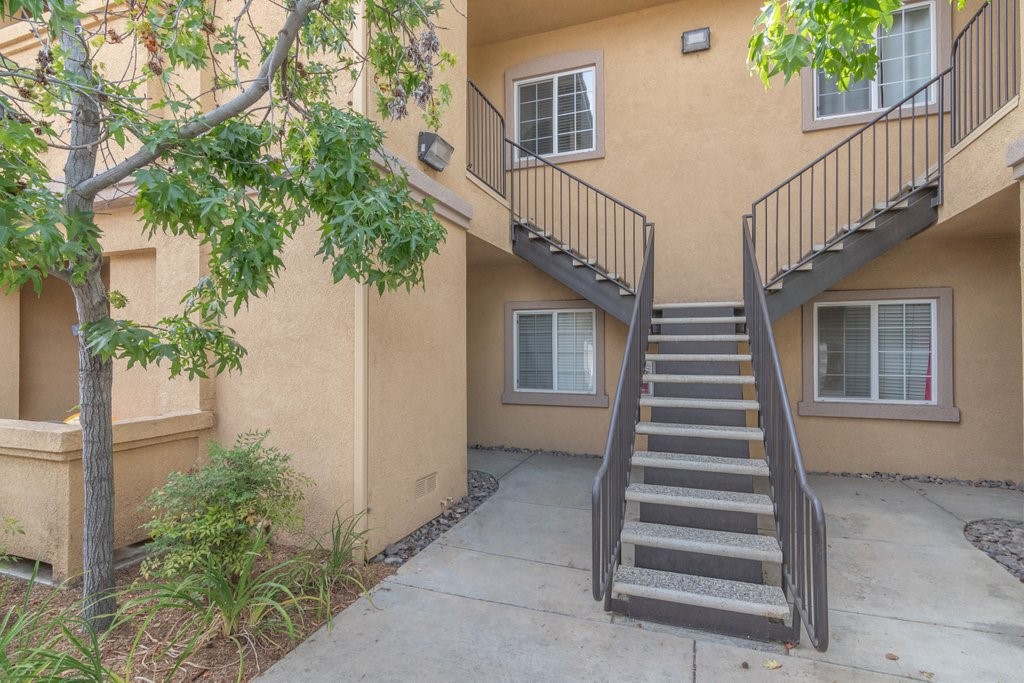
[0,411,213,580]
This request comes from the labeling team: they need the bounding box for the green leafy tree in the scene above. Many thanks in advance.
[0,0,452,629]
[749,0,969,88]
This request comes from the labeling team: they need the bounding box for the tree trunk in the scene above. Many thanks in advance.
[59,0,113,630]
[73,268,116,629]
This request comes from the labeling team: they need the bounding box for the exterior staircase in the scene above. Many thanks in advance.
[610,302,797,641]
[511,222,635,324]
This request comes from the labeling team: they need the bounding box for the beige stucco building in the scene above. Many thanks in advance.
[1,0,1022,596]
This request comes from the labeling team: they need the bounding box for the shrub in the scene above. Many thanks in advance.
[142,431,311,579]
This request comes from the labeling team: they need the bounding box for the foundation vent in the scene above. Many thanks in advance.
[415,472,438,499]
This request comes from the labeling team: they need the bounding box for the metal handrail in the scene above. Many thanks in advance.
[752,0,1018,286]
[507,138,649,292]
[466,81,507,197]
[592,228,655,606]
[752,68,949,285]
[951,0,1020,145]
[742,215,829,651]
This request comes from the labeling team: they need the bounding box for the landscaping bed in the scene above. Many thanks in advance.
[0,547,394,682]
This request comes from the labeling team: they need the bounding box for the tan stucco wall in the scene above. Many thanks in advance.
[18,278,80,421]
[213,222,358,538]
[0,294,18,419]
[775,229,1023,481]
[0,411,211,580]
[366,222,468,552]
[467,249,625,454]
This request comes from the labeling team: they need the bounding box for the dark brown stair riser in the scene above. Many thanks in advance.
[639,467,757,495]
[624,597,798,644]
[646,435,753,458]
[634,546,765,583]
[638,502,758,535]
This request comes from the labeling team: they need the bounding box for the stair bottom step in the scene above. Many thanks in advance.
[614,566,789,619]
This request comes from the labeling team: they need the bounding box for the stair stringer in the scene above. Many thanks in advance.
[765,187,939,320]
[511,223,634,324]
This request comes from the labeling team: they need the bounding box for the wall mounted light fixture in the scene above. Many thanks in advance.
[682,27,711,53]
[418,132,455,171]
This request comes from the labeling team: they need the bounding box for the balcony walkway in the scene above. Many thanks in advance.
[260,449,1024,682]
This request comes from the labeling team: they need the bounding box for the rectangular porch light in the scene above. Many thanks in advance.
[682,27,711,53]
[418,132,454,172]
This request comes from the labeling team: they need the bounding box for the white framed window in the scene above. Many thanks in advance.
[514,309,596,394]
[814,299,936,405]
[514,67,596,158]
[815,1,937,119]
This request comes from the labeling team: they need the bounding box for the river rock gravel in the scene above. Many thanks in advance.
[964,519,1024,582]
[373,469,499,567]
[819,470,1023,491]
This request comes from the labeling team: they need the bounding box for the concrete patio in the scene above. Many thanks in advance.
[261,449,1024,682]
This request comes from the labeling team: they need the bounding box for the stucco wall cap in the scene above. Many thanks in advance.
[0,410,213,460]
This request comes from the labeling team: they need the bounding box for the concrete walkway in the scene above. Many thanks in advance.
[261,450,1024,682]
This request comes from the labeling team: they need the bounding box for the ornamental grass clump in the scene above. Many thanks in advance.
[142,431,311,580]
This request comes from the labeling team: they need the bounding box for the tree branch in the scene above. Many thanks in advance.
[73,0,322,200]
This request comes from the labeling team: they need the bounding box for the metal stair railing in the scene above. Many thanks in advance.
[742,215,829,651]
[467,81,507,198]
[952,0,1020,146]
[751,0,1019,288]
[506,139,650,294]
[592,230,654,609]
[465,81,650,293]
[751,68,949,287]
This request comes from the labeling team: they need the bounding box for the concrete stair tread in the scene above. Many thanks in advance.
[642,373,755,385]
[640,396,759,411]
[626,483,774,515]
[613,566,790,619]
[648,334,749,342]
[646,353,751,362]
[621,521,782,563]
[654,302,743,310]
[636,422,764,441]
[655,316,746,325]
[632,451,769,476]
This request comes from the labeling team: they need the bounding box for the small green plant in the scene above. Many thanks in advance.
[122,534,327,680]
[0,573,123,682]
[142,431,311,579]
[0,517,25,564]
[308,510,369,582]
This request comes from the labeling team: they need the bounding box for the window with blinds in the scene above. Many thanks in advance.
[516,67,596,157]
[816,2,935,118]
[815,300,935,404]
[515,309,596,393]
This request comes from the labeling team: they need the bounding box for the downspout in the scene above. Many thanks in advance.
[352,2,371,558]
[353,281,370,558]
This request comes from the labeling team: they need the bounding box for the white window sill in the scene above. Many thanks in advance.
[798,400,960,422]
[502,391,609,408]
